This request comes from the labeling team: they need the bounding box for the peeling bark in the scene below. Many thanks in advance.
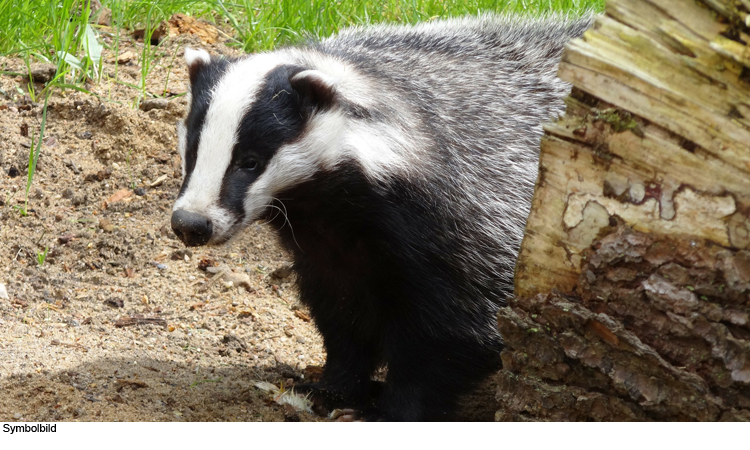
[498,225,750,421]
[502,0,750,421]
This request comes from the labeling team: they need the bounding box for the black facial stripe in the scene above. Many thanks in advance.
[178,57,232,199]
[218,65,309,220]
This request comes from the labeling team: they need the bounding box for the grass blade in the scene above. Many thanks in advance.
[84,24,103,66]
[57,51,83,71]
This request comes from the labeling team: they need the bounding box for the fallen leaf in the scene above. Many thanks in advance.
[253,381,279,393]
[105,189,132,207]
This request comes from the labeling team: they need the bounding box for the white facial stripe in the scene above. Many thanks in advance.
[343,119,416,179]
[174,53,285,239]
[176,121,187,178]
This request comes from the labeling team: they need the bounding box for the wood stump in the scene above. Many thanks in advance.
[499,0,750,420]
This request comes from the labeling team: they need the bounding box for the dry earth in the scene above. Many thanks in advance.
[0,25,331,423]
[0,20,496,423]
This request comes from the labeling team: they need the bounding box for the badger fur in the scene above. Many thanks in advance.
[171,14,592,421]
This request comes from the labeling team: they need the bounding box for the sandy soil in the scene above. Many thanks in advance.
[0,26,331,422]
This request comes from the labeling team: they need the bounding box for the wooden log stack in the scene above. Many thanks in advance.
[497,0,750,420]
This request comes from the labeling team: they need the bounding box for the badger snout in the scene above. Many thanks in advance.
[171,209,213,247]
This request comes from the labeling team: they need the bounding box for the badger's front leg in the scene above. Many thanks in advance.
[294,282,382,413]
[294,332,380,412]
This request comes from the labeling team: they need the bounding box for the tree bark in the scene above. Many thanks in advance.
[499,0,750,420]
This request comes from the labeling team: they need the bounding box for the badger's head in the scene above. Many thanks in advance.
[170,47,353,247]
[172,47,414,247]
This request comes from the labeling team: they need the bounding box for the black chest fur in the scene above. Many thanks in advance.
[266,162,505,420]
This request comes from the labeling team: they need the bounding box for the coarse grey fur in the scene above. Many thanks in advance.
[306,14,591,294]
[172,13,593,421]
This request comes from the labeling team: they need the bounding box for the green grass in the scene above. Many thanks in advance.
[36,246,50,266]
[1,0,603,99]
[229,0,602,52]
[1,0,602,60]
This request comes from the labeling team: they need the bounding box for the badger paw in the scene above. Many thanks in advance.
[293,381,384,418]
[292,382,348,416]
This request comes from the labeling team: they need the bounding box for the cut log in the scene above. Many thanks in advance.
[500,0,750,420]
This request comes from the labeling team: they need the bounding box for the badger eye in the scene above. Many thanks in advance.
[241,160,259,171]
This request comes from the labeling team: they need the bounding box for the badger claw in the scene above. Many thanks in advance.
[329,408,362,421]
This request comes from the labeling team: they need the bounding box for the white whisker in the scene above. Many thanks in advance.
[266,198,303,253]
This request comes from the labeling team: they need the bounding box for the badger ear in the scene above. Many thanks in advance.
[290,70,337,109]
[184,47,211,84]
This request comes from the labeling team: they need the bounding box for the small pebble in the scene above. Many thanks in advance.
[98,218,115,232]
[170,249,193,260]
[270,265,294,280]
[156,263,167,270]
[13,412,22,420]
[140,98,169,112]
[134,187,146,196]
[104,298,124,308]
[206,265,228,275]
[224,272,254,292]
[224,272,251,285]
[0,283,8,300]
[116,50,137,65]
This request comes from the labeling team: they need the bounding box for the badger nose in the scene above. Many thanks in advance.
[171,210,212,247]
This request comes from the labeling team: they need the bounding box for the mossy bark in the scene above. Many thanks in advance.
[501,0,750,421]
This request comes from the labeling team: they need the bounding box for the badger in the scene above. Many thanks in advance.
[171,14,592,421]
